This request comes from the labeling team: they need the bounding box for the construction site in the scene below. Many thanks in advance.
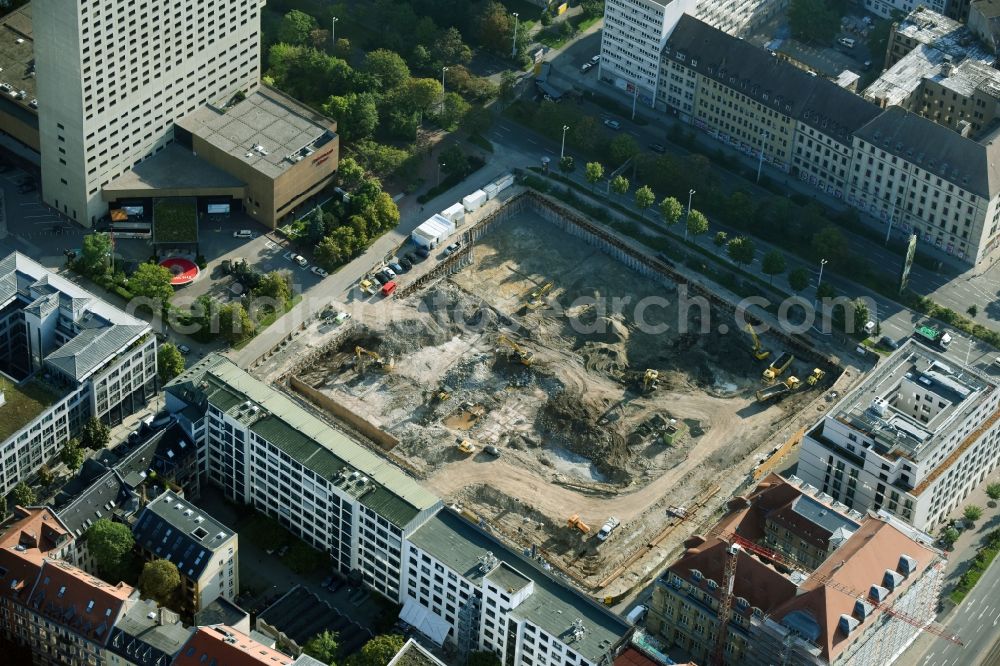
[282,191,851,599]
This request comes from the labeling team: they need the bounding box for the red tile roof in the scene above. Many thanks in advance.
[26,559,133,646]
[174,625,294,666]
[0,506,72,555]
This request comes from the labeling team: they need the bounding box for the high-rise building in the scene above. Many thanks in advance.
[31,0,263,226]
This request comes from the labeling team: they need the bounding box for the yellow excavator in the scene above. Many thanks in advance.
[354,346,391,375]
[496,334,534,366]
[806,368,826,386]
[642,369,660,392]
[746,324,770,361]
[525,282,553,310]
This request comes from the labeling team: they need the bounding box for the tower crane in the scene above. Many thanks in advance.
[706,527,962,666]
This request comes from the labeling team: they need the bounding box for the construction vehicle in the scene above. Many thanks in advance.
[914,324,952,349]
[745,324,770,361]
[525,282,553,310]
[496,334,534,366]
[762,352,794,383]
[806,368,825,386]
[707,527,962,666]
[642,369,659,392]
[755,376,800,403]
[568,514,591,534]
[354,346,391,375]
[457,439,476,454]
[596,516,621,541]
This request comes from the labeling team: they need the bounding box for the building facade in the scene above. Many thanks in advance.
[32,0,262,226]
[164,354,441,601]
[797,339,1000,532]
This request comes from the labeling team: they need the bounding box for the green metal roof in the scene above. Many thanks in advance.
[172,354,438,528]
[408,510,630,663]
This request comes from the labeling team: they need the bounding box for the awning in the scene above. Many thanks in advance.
[400,599,451,646]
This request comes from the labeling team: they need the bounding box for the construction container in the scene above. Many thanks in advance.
[463,189,488,213]
[484,183,500,200]
[410,214,455,248]
[493,173,515,192]
[440,202,466,226]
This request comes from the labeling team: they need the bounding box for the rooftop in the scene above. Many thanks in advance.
[0,4,37,114]
[176,87,336,180]
[166,355,439,528]
[194,596,250,630]
[0,376,57,442]
[825,338,992,460]
[174,625,293,666]
[973,0,1000,19]
[863,44,999,108]
[132,491,234,581]
[387,638,447,666]
[408,509,630,663]
[102,143,246,196]
[257,585,373,656]
[106,598,194,666]
[896,6,974,49]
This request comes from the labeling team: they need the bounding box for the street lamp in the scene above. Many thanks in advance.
[756,131,769,184]
[885,201,897,246]
[512,13,520,58]
[817,258,828,291]
[684,189,695,241]
[438,162,446,187]
[560,125,569,159]
[330,16,338,47]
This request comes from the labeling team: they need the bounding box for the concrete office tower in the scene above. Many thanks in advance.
[600,0,696,107]
[32,0,263,226]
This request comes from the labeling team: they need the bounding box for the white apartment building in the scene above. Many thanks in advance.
[164,354,442,601]
[0,252,155,496]
[402,508,631,666]
[600,0,695,106]
[32,0,263,226]
[797,339,1000,531]
[864,0,949,20]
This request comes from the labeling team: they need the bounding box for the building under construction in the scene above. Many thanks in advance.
[645,474,954,665]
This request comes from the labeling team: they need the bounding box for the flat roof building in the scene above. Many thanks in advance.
[797,338,999,530]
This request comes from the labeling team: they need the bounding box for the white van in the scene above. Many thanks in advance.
[838,37,856,48]
[626,605,648,625]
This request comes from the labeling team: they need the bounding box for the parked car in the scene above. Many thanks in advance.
[381,280,397,297]
[381,267,397,280]
[484,445,501,457]
[399,256,413,271]
[233,229,253,238]
[443,242,461,256]
[372,273,389,286]
[294,255,308,267]
[414,246,430,259]
[863,320,876,336]
[879,336,900,351]
[311,266,328,277]
[649,143,666,154]
[177,344,191,355]
[603,119,621,130]
[590,55,601,65]
[580,62,594,73]
[388,261,404,274]
[838,37,856,48]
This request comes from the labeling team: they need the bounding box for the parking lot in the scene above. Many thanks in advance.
[747,14,876,78]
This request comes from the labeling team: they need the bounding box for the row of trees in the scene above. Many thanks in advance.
[302,626,505,666]
[312,169,401,270]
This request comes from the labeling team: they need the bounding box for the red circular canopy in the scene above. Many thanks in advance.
[159,257,199,286]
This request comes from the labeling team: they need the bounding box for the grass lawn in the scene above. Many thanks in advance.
[153,199,199,244]
[0,379,58,442]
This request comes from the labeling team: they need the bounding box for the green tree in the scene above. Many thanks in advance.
[788,0,841,44]
[439,92,471,129]
[372,192,400,232]
[129,262,174,304]
[277,10,319,46]
[852,298,872,335]
[727,236,756,266]
[610,174,629,199]
[964,505,983,522]
[337,157,366,190]
[219,303,255,344]
[987,483,1000,501]
[468,652,502,666]
[80,232,112,276]
[570,116,601,153]
[60,438,84,471]
[713,231,728,248]
[304,630,340,664]
[363,49,410,90]
[635,185,655,218]
[323,93,379,142]
[440,144,470,175]
[461,105,493,136]
[585,162,604,190]
[333,37,352,60]
[967,305,979,317]
[344,634,405,666]
[254,271,292,308]
[316,227,359,269]
[37,464,55,487]
[659,197,682,227]
[559,156,575,172]
[80,417,111,451]
[686,209,709,243]
[10,481,35,507]
[476,1,514,54]
[940,526,960,547]
[581,0,606,18]
[86,518,134,575]
[817,282,837,299]
[761,250,787,285]
[788,267,810,292]
[609,134,639,165]
[307,210,328,244]
[812,225,848,264]
[157,342,185,384]
[139,559,181,605]
[499,71,518,101]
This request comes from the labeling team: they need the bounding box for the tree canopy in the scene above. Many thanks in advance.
[60,438,84,471]
[87,518,135,575]
[727,236,756,266]
[10,481,35,507]
[344,634,405,666]
[157,343,185,384]
[80,233,112,276]
[304,630,340,664]
[761,250,787,285]
[80,417,111,451]
[788,0,841,43]
[277,10,319,46]
[139,559,181,605]
[129,262,174,304]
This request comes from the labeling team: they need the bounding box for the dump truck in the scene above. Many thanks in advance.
[756,376,801,402]
[568,514,590,533]
[914,324,952,349]
[596,516,621,541]
[457,439,476,455]
[806,368,825,386]
[762,352,794,382]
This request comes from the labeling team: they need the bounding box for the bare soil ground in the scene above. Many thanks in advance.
[293,209,834,591]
